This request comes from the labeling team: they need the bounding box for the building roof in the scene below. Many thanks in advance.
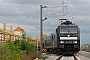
[14,26,24,31]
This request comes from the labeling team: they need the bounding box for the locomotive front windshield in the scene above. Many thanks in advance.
[60,26,77,33]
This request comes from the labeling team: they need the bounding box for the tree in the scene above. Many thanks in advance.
[42,34,46,41]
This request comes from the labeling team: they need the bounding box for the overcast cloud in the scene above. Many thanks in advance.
[0,0,90,45]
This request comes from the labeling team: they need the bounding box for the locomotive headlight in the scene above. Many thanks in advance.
[60,41,64,43]
[73,41,77,43]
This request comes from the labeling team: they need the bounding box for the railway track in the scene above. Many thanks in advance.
[45,53,90,60]
[55,55,78,60]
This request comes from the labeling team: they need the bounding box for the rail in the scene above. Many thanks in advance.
[55,55,78,60]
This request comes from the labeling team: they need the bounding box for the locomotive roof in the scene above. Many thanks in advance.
[45,33,55,38]
[60,20,77,26]
[60,24,78,26]
[61,21,73,25]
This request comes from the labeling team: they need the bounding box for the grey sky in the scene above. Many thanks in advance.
[0,0,90,45]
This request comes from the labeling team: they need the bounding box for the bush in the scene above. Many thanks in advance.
[30,52,42,60]
[14,40,36,54]
[29,52,48,60]
[2,40,23,60]
[19,40,36,54]
[2,40,40,60]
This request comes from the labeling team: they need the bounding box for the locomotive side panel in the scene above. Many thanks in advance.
[44,33,55,48]
[44,35,53,48]
[54,32,57,47]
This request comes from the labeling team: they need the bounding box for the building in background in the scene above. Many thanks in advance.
[14,26,26,36]
[81,44,90,52]
[0,23,40,47]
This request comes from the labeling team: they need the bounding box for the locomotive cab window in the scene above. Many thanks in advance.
[60,26,77,33]
[60,27,68,33]
[69,27,77,33]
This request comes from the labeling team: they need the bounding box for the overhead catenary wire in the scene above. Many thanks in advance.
[43,2,68,20]
[66,0,68,16]
[43,7,63,20]
[44,0,69,29]
[43,0,75,21]
[62,0,65,16]
[47,8,60,18]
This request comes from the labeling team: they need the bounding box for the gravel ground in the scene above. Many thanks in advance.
[45,54,59,60]
[78,56,90,60]
[79,51,90,59]
[45,52,90,60]
[60,56,74,60]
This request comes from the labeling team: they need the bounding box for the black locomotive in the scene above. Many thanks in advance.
[42,19,80,55]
